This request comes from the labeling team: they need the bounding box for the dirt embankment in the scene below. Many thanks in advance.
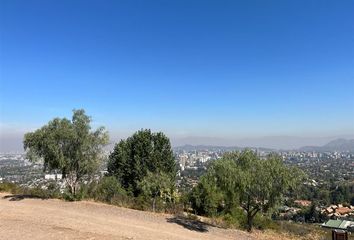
[0,193,255,240]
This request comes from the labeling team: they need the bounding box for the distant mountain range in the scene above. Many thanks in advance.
[298,138,354,152]
[174,138,354,152]
[174,144,275,152]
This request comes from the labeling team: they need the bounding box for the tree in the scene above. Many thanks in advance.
[189,173,224,216]
[330,183,351,204]
[302,202,328,223]
[107,129,176,195]
[138,171,175,212]
[317,189,330,206]
[194,150,302,232]
[23,109,109,196]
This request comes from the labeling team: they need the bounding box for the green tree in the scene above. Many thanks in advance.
[23,109,109,196]
[330,183,352,204]
[193,150,302,232]
[317,189,330,206]
[138,171,175,212]
[302,202,328,223]
[189,173,224,216]
[107,129,176,195]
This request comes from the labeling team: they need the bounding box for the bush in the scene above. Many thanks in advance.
[62,186,86,201]
[223,213,241,228]
[133,195,152,211]
[45,181,62,198]
[92,176,127,205]
[23,186,52,199]
[293,203,329,223]
[222,207,246,228]
[0,181,61,199]
[188,175,224,216]
[0,182,19,193]
[62,191,76,201]
[252,214,279,230]
[222,208,278,231]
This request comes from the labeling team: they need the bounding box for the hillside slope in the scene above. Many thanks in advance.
[0,193,252,240]
[299,138,354,152]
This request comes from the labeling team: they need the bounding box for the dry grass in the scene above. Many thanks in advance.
[253,229,323,240]
[254,227,354,240]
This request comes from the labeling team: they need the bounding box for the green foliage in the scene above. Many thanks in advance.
[0,181,61,199]
[23,109,109,196]
[251,214,279,230]
[317,189,330,206]
[223,208,279,231]
[330,183,353,204]
[92,176,127,204]
[43,181,62,198]
[22,186,57,199]
[294,202,329,223]
[190,149,303,232]
[297,181,354,207]
[222,208,246,228]
[133,195,153,210]
[0,182,19,193]
[223,151,302,231]
[107,129,176,195]
[189,173,224,216]
[138,171,176,212]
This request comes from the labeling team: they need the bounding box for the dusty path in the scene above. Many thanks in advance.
[0,193,253,240]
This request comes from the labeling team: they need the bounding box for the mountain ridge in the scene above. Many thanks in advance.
[298,138,354,152]
[174,138,354,152]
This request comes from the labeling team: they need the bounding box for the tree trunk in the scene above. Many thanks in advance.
[66,172,79,197]
[247,211,253,232]
[67,181,77,196]
[152,197,156,212]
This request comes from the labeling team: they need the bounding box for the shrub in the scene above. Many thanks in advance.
[188,174,224,216]
[223,213,240,228]
[93,176,127,205]
[133,195,153,211]
[0,182,19,193]
[1,181,62,199]
[222,207,246,228]
[252,214,279,230]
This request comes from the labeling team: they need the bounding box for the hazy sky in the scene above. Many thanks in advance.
[1,0,354,151]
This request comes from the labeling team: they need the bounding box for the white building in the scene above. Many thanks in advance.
[44,174,62,180]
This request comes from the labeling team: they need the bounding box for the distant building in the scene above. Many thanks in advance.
[336,207,352,216]
[322,204,354,218]
[294,200,312,207]
[321,219,354,232]
[44,174,62,180]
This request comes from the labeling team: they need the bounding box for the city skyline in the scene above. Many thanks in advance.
[1,1,354,152]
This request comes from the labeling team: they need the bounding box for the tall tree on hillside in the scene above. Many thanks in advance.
[23,109,109,196]
[193,150,303,232]
[107,129,176,195]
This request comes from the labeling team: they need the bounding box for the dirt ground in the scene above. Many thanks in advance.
[0,193,255,240]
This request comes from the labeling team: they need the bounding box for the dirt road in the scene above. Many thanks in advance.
[0,193,254,240]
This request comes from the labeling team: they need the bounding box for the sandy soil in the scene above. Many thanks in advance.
[0,193,254,240]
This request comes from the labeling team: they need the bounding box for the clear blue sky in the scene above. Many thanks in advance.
[1,0,354,146]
